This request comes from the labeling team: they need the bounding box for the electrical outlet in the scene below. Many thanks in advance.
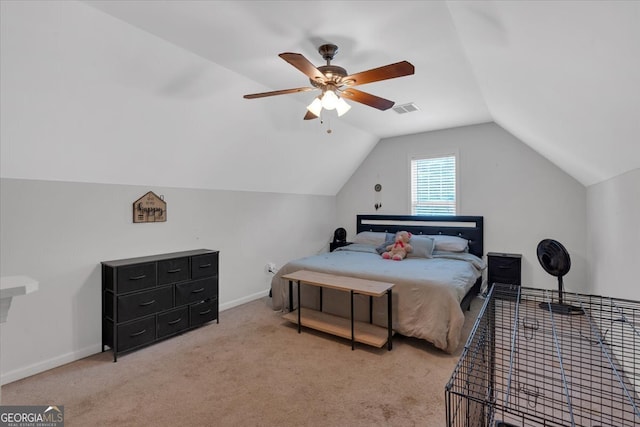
[267,263,277,273]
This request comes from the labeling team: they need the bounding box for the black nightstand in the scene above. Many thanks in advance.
[487,252,522,288]
[330,241,352,252]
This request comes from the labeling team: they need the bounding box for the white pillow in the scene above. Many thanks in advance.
[352,231,389,246]
[430,235,469,252]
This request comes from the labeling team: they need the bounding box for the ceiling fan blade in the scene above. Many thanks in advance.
[279,53,327,83]
[342,61,414,87]
[243,87,315,99]
[303,110,318,120]
[340,88,395,111]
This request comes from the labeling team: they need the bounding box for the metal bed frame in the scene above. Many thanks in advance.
[446,283,640,426]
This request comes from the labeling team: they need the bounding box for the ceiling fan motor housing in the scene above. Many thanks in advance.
[318,44,339,61]
[311,65,347,87]
[312,44,348,87]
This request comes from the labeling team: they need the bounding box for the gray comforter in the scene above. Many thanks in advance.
[271,244,485,353]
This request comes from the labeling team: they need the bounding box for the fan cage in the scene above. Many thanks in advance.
[445,283,640,427]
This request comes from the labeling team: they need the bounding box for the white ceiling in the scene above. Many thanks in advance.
[82,0,640,188]
[83,0,492,138]
[4,1,637,193]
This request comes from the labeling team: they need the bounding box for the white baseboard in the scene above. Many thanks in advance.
[1,344,101,386]
[219,289,270,312]
[1,290,270,386]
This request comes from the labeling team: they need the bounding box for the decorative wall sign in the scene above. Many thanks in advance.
[133,191,166,223]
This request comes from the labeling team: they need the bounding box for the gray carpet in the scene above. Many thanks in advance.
[1,296,483,426]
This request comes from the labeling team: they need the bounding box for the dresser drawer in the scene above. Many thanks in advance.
[157,307,189,338]
[117,286,173,323]
[489,257,520,272]
[158,257,189,285]
[488,261,520,282]
[175,277,217,306]
[190,298,218,327]
[488,253,522,286]
[191,253,218,279]
[117,262,157,294]
[118,317,156,352]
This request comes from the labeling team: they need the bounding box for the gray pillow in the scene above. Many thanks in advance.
[407,235,435,259]
[375,233,396,254]
[353,231,389,246]
[429,235,469,252]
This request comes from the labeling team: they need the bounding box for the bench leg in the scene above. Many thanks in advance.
[387,289,393,351]
[297,280,301,333]
[350,290,355,350]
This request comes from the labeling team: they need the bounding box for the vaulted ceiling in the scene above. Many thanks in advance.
[84,0,640,188]
[3,1,639,194]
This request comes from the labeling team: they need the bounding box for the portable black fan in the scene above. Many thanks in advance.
[333,227,347,243]
[537,239,583,315]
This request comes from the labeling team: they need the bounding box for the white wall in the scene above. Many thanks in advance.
[336,123,588,291]
[0,0,346,385]
[0,178,336,384]
[587,168,640,300]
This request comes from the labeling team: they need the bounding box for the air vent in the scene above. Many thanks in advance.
[392,102,420,114]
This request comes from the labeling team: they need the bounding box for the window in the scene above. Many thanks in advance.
[410,154,457,215]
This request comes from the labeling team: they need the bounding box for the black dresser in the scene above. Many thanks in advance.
[487,252,522,289]
[102,249,219,361]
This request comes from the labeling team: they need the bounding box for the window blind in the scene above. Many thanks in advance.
[411,155,456,215]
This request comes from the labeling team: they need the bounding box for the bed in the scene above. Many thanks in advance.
[270,215,485,353]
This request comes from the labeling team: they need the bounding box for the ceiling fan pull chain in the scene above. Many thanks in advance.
[319,114,332,134]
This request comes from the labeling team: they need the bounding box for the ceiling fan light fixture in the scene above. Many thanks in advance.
[306,97,323,116]
[243,44,415,121]
[336,97,351,117]
[321,89,339,110]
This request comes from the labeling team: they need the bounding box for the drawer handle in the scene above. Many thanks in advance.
[167,268,182,273]
[192,288,205,294]
[129,329,147,337]
[199,263,212,268]
[199,309,212,315]
[139,299,156,307]
[167,318,182,325]
[129,274,147,280]
[498,266,512,269]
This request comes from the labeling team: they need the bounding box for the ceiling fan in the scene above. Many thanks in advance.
[243,44,415,120]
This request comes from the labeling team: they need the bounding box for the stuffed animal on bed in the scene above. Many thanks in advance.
[382,231,413,261]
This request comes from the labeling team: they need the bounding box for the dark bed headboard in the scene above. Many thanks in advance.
[356,214,484,258]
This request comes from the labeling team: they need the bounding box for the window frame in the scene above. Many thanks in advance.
[408,150,459,216]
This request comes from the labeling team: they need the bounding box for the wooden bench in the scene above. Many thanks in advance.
[281,270,394,350]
